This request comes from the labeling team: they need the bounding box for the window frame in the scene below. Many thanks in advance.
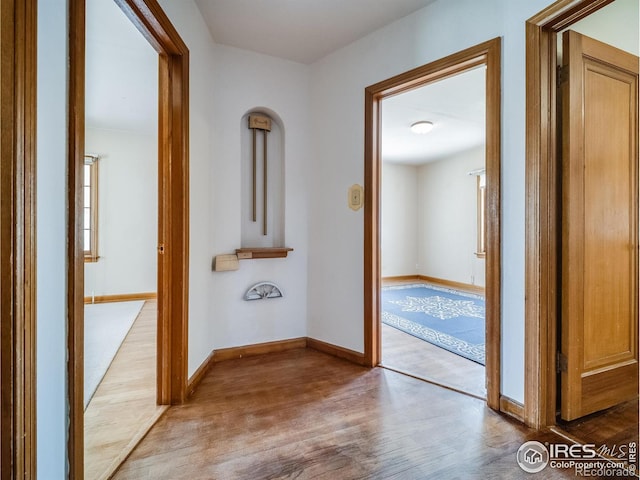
[83,155,99,262]
[476,173,487,258]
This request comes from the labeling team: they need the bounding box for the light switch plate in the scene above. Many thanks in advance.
[348,184,364,211]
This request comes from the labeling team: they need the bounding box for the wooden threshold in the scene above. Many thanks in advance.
[381,322,486,399]
[380,364,486,401]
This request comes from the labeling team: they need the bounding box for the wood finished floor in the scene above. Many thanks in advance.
[380,279,638,472]
[380,279,486,398]
[381,323,486,399]
[556,397,639,449]
[114,348,584,480]
[84,300,166,480]
[381,280,640,452]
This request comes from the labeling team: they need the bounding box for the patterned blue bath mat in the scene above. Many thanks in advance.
[382,284,485,365]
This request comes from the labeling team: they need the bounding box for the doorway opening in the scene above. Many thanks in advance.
[525,0,639,449]
[379,66,487,399]
[68,0,190,478]
[364,38,502,410]
[82,0,162,477]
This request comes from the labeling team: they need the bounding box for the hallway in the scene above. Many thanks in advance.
[113,348,582,479]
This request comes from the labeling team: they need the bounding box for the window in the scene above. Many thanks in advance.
[84,155,99,262]
[476,173,486,258]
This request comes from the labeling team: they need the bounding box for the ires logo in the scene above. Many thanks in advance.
[518,442,600,473]
[548,443,598,459]
[518,440,637,476]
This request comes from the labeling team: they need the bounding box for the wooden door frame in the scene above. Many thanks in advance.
[0,0,37,478]
[524,0,616,429]
[364,37,502,410]
[68,0,189,477]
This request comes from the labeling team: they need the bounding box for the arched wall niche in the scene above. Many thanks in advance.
[240,107,286,248]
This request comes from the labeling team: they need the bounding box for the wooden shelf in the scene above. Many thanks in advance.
[236,247,293,260]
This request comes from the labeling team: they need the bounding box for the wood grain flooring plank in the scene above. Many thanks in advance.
[84,300,165,480]
[557,397,639,448]
[381,323,486,399]
[113,349,585,479]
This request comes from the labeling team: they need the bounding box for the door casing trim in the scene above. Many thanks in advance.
[0,0,37,477]
[364,37,502,410]
[524,0,615,429]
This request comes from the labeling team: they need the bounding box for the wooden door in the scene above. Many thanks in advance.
[560,30,639,421]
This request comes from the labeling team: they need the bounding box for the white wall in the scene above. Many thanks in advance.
[36,0,67,477]
[36,0,635,471]
[308,0,555,402]
[157,3,310,374]
[84,128,158,298]
[417,148,485,287]
[381,163,418,277]
[210,44,310,350]
[381,151,486,286]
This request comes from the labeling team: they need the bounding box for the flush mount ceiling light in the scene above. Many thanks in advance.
[410,121,434,134]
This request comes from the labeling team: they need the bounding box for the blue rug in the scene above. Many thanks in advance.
[382,284,485,365]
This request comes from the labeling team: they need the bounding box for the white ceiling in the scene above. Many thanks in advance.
[86,0,633,165]
[381,66,486,165]
[195,0,437,64]
[85,0,157,133]
[85,0,484,163]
